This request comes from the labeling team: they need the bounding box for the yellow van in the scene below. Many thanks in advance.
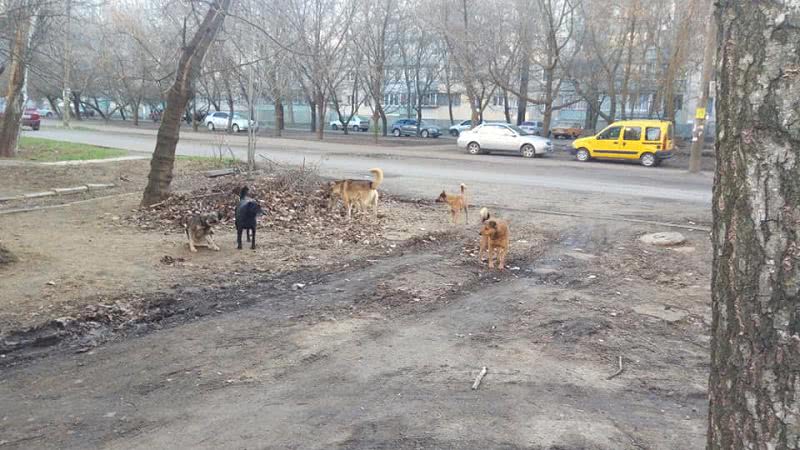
[571,120,674,167]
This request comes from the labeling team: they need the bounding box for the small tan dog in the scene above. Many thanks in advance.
[436,183,468,224]
[328,168,384,219]
[478,207,509,270]
[184,212,222,253]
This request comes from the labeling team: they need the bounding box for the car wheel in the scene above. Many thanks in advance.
[232,124,240,133]
[521,144,536,158]
[576,148,591,162]
[332,124,338,130]
[393,128,401,137]
[46,112,52,118]
[640,152,657,167]
[450,129,459,137]
[351,125,359,132]
[207,122,215,131]
[32,124,40,131]
[421,129,429,138]
[467,142,481,155]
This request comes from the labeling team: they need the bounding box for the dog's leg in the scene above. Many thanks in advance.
[250,227,256,250]
[479,235,487,262]
[487,241,495,269]
[206,234,220,251]
[246,228,251,242]
[188,234,198,253]
[346,200,353,220]
[498,247,506,271]
[237,228,243,250]
[373,191,379,218]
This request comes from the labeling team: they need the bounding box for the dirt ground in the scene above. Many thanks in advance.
[0,159,712,449]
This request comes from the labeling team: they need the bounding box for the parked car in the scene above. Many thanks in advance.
[519,120,544,135]
[37,106,54,118]
[571,119,674,167]
[551,124,583,139]
[457,123,552,157]
[205,111,257,132]
[0,108,41,130]
[391,119,441,138]
[448,119,484,137]
[22,108,41,130]
[330,116,369,132]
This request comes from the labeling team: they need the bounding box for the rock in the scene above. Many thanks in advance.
[671,246,696,254]
[639,232,686,247]
[292,283,305,290]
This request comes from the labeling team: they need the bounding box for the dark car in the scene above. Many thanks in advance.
[390,119,441,138]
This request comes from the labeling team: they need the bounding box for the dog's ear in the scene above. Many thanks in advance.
[488,220,497,229]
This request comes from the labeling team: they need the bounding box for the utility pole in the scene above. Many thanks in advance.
[62,0,72,128]
[688,0,715,173]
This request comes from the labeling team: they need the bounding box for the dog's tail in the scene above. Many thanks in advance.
[480,207,490,222]
[369,168,384,190]
[183,222,189,238]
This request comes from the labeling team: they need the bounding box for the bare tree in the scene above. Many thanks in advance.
[708,0,800,447]
[0,1,43,157]
[355,0,395,137]
[141,0,234,206]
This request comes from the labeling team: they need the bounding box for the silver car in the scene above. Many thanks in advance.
[457,123,553,157]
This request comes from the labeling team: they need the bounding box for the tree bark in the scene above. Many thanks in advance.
[72,92,82,120]
[141,0,233,206]
[0,13,32,158]
[708,0,800,448]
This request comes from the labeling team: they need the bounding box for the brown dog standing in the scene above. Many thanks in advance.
[436,183,468,224]
[328,168,384,219]
[478,208,509,270]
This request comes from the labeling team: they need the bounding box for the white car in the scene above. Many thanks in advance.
[205,111,256,132]
[449,119,484,137]
[330,116,369,132]
[457,123,553,157]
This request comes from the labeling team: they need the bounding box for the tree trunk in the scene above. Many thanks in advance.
[516,49,530,125]
[0,14,31,158]
[315,92,325,140]
[708,1,800,448]
[141,0,233,206]
[275,98,284,136]
[308,98,316,132]
[503,89,511,124]
[72,92,82,120]
[287,100,295,126]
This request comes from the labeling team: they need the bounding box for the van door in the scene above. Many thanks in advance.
[621,126,643,159]
[593,126,624,157]
[643,126,664,153]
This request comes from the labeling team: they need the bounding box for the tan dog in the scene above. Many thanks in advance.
[478,208,509,270]
[328,168,384,219]
[184,212,221,253]
[436,183,468,224]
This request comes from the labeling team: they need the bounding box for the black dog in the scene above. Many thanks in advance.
[235,186,264,250]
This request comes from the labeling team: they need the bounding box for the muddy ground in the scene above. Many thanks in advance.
[0,159,712,449]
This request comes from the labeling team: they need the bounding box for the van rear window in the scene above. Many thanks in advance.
[645,127,661,141]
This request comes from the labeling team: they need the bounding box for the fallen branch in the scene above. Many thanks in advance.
[472,366,488,390]
[607,355,624,380]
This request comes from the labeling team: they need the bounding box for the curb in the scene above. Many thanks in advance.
[0,183,116,203]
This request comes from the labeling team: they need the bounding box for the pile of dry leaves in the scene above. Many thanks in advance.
[126,167,397,245]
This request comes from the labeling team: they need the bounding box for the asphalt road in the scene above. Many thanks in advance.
[25,123,713,212]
